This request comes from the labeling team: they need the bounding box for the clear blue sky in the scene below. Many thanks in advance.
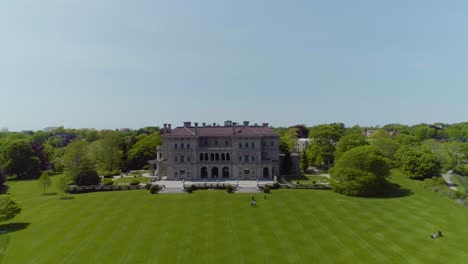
[1,0,468,131]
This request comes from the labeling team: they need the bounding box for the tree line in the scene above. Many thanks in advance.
[276,122,468,197]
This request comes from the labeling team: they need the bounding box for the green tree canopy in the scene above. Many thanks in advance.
[61,140,89,180]
[308,125,343,168]
[74,159,100,186]
[38,171,52,193]
[127,133,162,169]
[330,146,391,197]
[0,195,21,222]
[98,130,122,172]
[1,139,41,179]
[335,133,368,160]
[395,147,441,179]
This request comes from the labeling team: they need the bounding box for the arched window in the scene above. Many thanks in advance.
[204,153,208,161]
[211,167,219,178]
[200,153,204,161]
[210,153,215,161]
[221,153,225,161]
[226,153,230,161]
[263,167,269,178]
[215,153,219,161]
[201,167,208,178]
[222,167,229,178]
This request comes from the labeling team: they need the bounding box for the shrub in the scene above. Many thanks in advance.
[226,184,234,193]
[150,185,159,194]
[102,172,113,178]
[263,185,271,193]
[185,185,193,193]
[74,160,100,186]
[102,179,114,186]
[129,179,140,186]
[143,165,149,170]
[111,170,120,176]
[272,182,280,189]
[453,165,468,176]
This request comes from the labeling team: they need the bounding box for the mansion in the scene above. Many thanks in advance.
[154,121,279,180]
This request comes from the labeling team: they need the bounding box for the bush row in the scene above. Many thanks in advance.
[102,170,121,178]
[453,165,468,176]
[68,184,143,193]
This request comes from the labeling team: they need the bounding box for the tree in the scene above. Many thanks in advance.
[395,147,441,179]
[31,141,50,170]
[98,130,122,172]
[127,133,162,169]
[56,175,69,199]
[309,125,343,168]
[61,140,89,180]
[330,146,391,197]
[372,137,401,160]
[2,139,41,179]
[300,149,309,173]
[38,171,52,193]
[0,195,21,222]
[279,127,298,154]
[0,170,8,194]
[335,133,368,160]
[74,159,100,186]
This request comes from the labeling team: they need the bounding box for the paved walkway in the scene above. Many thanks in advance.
[154,179,273,194]
[442,171,458,191]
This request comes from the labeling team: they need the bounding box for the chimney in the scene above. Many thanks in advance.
[183,121,191,127]
[202,122,206,127]
[243,121,249,127]
[168,124,172,132]
[194,122,198,135]
[213,122,216,127]
[262,123,269,127]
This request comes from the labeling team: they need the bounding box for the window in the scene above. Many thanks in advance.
[262,141,265,147]
[244,155,249,162]
[175,156,178,162]
[159,153,162,159]
[239,143,242,148]
[226,153,230,161]
[239,156,242,161]
[245,142,248,148]
[215,140,218,145]
[215,153,219,161]
[180,155,185,163]
[181,143,184,149]
[175,143,178,149]
[211,153,215,161]
[251,142,255,149]
[200,153,203,161]
[251,156,255,161]
[225,141,228,145]
[204,153,209,161]
[187,143,190,149]
[244,169,250,175]
[180,169,185,175]
[221,153,225,161]
[187,156,190,162]
[270,141,274,146]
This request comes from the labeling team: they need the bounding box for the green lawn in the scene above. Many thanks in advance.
[2,173,468,263]
[453,174,468,193]
[291,174,329,184]
[113,176,150,184]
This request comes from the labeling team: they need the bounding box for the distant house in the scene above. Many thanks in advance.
[295,138,311,153]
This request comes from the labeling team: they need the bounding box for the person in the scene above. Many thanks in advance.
[438,231,442,237]
[431,233,436,239]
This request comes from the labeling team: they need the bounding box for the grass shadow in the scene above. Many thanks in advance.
[374,183,414,199]
[0,222,30,234]
[60,196,75,200]
[41,192,58,196]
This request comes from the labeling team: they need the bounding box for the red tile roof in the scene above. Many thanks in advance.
[163,126,278,137]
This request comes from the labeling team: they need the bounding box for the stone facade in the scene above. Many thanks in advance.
[155,121,279,180]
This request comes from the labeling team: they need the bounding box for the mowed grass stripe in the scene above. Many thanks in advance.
[3,172,468,263]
